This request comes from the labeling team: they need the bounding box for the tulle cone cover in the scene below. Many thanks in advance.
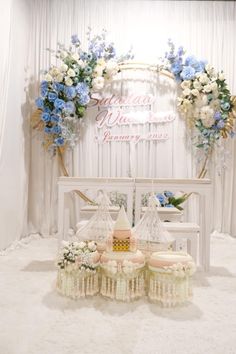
[76,191,114,251]
[133,195,175,252]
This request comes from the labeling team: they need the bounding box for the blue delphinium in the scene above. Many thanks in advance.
[71,34,80,46]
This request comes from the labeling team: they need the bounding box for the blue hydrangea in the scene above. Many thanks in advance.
[64,101,75,114]
[54,98,65,110]
[54,137,64,146]
[53,82,64,92]
[44,126,53,134]
[48,92,58,102]
[171,61,182,75]
[64,86,76,99]
[180,66,196,80]
[76,82,89,95]
[35,97,44,109]
[78,93,90,106]
[41,112,51,123]
[52,125,62,134]
[164,191,174,198]
[156,193,166,205]
[51,114,60,123]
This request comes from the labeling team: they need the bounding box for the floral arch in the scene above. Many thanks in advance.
[33,31,236,202]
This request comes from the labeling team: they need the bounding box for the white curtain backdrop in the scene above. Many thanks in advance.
[1,0,236,249]
[0,0,30,249]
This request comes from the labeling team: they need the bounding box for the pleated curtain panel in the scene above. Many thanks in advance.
[0,0,236,249]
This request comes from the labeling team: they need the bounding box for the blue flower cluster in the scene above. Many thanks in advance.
[165,39,206,81]
[156,191,174,207]
[35,30,133,150]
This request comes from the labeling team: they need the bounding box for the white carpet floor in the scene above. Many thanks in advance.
[0,234,236,354]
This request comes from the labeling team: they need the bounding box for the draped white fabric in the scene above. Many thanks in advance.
[0,0,30,249]
[0,0,236,249]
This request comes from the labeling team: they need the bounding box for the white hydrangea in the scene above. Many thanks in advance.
[93,65,104,77]
[193,80,202,90]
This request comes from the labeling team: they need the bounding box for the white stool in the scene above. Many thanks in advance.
[163,222,199,264]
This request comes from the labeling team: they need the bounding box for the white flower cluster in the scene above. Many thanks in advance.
[163,261,196,278]
[103,259,142,275]
[178,65,224,129]
[91,59,119,91]
[57,240,98,273]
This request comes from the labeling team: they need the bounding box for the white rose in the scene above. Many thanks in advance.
[71,52,79,61]
[210,99,220,110]
[218,72,224,81]
[199,73,210,85]
[44,73,52,82]
[88,241,96,252]
[55,73,64,82]
[180,80,191,90]
[203,84,212,93]
[65,76,73,86]
[92,76,105,91]
[93,65,104,77]
[200,106,214,127]
[205,64,216,77]
[97,58,106,69]
[105,60,119,76]
[182,88,191,97]
[78,241,86,249]
[60,63,68,72]
[212,90,219,99]
[67,68,76,77]
[191,89,200,97]
[193,80,202,90]
[181,99,192,112]
[78,60,86,69]
[50,67,60,77]
[202,116,215,128]
[193,107,200,119]
[210,82,218,91]
[60,50,68,59]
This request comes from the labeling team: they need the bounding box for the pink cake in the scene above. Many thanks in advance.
[101,206,145,267]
